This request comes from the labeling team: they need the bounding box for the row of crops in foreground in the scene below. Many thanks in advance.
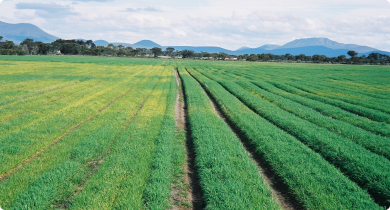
[0,60,191,210]
[0,56,389,209]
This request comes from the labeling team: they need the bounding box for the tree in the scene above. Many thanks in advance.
[284,53,291,60]
[36,42,50,55]
[267,53,275,61]
[1,40,15,49]
[76,40,85,46]
[86,40,93,48]
[107,43,115,49]
[151,47,162,58]
[181,50,194,58]
[210,53,219,60]
[247,54,258,61]
[138,48,147,57]
[51,39,63,52]
[297,54,306,61]
[132,48,141,56]
[165,47,175,57]
[347,51,358,58]
[367,53,379,61]
[312,54,327,63]
[61,43,81,55]
[21,38,35,55]
[218,52,229,60]
[287,55,295,61]
[337,55,346,63]
[117,45,124,50]
[0,36,3,41]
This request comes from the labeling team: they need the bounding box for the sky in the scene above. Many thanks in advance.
[0,0,390,51]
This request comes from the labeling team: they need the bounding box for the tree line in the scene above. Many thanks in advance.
[241,51,390,65]
[0,36,389,65]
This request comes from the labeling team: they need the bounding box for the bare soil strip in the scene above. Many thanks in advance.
[173,69,203,210]
[0,80,144,182]
[187,68,301,210]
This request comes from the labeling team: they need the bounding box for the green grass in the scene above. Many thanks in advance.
[143,68,178,209]
[197,69,390,160]
[178,66,281,210]
[186,67,382,209]
[68,69,169,209]
[276,81,390,123]
[1,56,390,209]
[0,62,166,208]
[194,69,390,207]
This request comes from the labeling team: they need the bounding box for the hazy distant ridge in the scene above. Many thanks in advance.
[0,21,58,44]
[279,38,378,53]
[1,20,388,57]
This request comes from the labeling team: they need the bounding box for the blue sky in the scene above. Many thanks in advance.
[1,0,390,50]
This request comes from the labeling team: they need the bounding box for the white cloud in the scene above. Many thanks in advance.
[125,7,161,12]
[1,0,390,51]
[15,2,77,18]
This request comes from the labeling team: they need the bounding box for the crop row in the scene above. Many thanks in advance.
[283,81,390,119]
[0,80,99,123]
[178,67,281,209]
[217,68,390,137]
[0,67,164,209]
[271,82,390,129]
[212,66,390,123]
[195,68,390,207]
[186,67,381,209]
[0,61,102,106]
[198,69,390,160]
[143,68,179,209]
[238,65,390,101]
[293,78,390,101]
[0,63,136,120]
[0,67,153,175]
[69,68,171,209]
[212,65,390,115]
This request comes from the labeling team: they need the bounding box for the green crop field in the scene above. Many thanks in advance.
[0,55,390,210]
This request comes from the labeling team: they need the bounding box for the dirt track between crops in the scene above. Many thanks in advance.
[173,69,203,210]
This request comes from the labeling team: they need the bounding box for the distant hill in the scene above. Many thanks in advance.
[360,50,390,57]
[279,38,377,53]
[0,21,58,44]
[234,46,390,57]
[90,40,390,57]
[93,40,162,48]
[240,44,281,51]
[166,46,233,54]
[133,40,161,48]
[1,20,389,57]
[94,40,109,46]
[237,46,250,51]
[259,44,281,50]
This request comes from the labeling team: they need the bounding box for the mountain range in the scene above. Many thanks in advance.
[0,21,58,43]
[1,20,389,57]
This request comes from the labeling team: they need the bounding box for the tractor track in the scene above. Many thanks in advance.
[173,69,204,210]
